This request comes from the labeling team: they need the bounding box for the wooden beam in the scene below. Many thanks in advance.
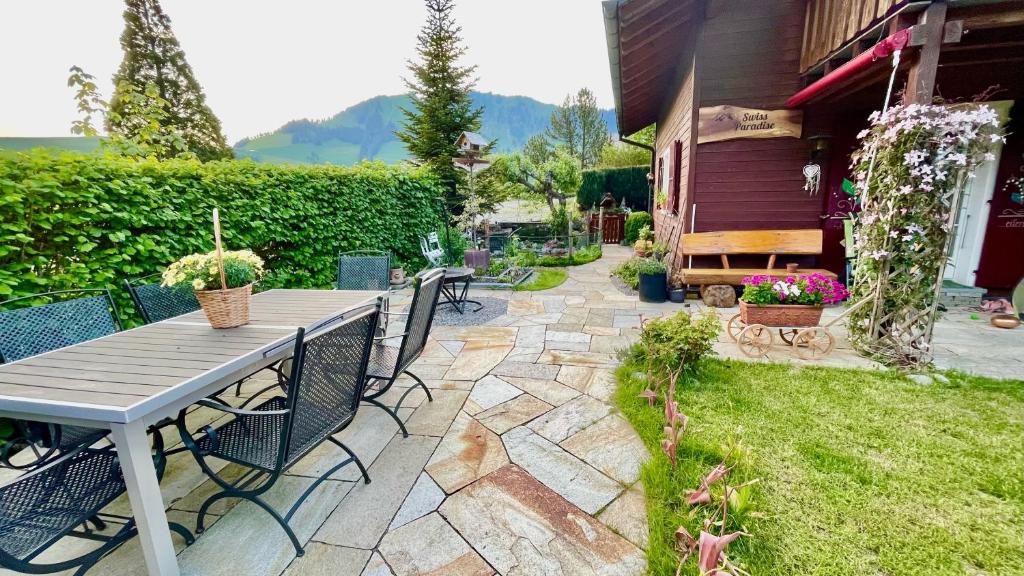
[904,2,947,105]
[957,6,1024,31]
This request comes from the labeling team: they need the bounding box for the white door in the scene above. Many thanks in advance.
[946,101,1012,286]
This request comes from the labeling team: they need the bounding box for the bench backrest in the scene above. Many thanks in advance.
[681,229,823,256]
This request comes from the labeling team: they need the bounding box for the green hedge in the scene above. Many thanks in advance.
[0,151,443,321]
[624,211,652,244]
[577,165,649,211]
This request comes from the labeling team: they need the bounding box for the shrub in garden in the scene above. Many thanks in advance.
[636,310,720,375]
[612,257,643,289]
[577,166,649,210]
[0,151,443,321]
[624,211,652,244]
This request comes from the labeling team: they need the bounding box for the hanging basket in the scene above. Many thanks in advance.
[739,300,823,328]
[195,284,252,328]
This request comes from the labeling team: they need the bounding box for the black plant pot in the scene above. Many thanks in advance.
[638,272,667,303]
[669,288,686,303]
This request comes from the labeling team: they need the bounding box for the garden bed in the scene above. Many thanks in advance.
[470,266,533,289]
[615,359,1024,575]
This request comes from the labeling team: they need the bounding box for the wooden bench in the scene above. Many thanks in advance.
[678,229,837,286]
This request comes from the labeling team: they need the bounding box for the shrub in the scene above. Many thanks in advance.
[578,166,649,210]
[635,258,666,275]
[0,151,443,322]
[612,257,644,289]
[624,211,652,244]
[636,310,720,374]
[534,244,602,267]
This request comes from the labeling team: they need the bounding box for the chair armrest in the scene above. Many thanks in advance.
[381,310,409,317]
[194,398,289,418]
[374,331,409,342]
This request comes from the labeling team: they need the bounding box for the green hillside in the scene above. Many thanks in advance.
[234,92,617,165]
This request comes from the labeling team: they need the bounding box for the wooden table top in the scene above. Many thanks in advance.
[0,289,381,425]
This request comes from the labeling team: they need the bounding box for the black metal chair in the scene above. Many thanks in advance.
[0,290,121,470]
[362,268,445,437]
[0,433,194,576]
[336,250,392,291]
[124,275,200,324]
[176,301,380,556]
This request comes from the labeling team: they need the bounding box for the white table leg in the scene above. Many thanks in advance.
[110,420,181,576]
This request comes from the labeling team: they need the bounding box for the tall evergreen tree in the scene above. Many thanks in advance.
[108,0,232,161]
[546,88,610,169]
[397,0,483,205]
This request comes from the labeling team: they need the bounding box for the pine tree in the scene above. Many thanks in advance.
[546,88,610,169]
[397,0,483,206]
[108,0,232,161]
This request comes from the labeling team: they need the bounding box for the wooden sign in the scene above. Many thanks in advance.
[697,105,803,144]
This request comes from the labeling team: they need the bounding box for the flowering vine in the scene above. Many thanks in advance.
[847,103,1004,365]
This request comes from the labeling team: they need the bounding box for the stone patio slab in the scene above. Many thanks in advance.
[389,472,446,530]
[464,375,523,415]
[537,350,618,368]
[281,543,370,576]
[526,394,611,443]
[502,427,622,514]
[556,365,618,402]
[378,513,493,576]
[560,415,649,484]
[444,340,513,380]
[403,389,469,437]
[425,411,508,493]
[597,484,649,550]
[490,360,561,380]
[475,394,553,434]
[439,465,645,575]
[315,435,439,550]
[362,552,395,576]
[499,376,580,406]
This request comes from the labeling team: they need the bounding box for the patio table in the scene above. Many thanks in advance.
[0,288,383,576]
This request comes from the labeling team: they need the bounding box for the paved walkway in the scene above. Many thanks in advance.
[7,246,1018,576]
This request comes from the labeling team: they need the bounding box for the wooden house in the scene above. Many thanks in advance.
[603,0,1024,293]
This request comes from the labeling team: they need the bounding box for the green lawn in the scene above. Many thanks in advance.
[615,359,1024,576]
[513,268,568,291]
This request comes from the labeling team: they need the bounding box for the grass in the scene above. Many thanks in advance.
[615,358,1024,576]
[513,268,568,291]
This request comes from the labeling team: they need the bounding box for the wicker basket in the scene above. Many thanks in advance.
[195,284,252,329]
[739,300,823,327]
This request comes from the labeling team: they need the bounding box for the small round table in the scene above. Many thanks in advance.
[439,267,483,314]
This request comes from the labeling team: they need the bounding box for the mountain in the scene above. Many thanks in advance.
[234,92,617,165]
[0,137,101,155]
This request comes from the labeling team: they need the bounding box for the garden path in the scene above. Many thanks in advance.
[4,246,1017,576]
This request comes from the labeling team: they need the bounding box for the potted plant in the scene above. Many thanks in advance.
[739,273,848,327]
[637,258,668,303]
[652,241,670,261]
[634,225,654,257]
[162,249,265,328]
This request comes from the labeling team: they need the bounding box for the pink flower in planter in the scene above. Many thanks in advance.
[697,530,745,575]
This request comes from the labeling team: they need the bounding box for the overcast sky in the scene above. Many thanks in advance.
[0,1,615,142]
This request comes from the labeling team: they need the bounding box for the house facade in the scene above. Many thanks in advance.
[603,0,1024,293]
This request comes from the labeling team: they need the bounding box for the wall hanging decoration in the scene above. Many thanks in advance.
[802,162,821,195]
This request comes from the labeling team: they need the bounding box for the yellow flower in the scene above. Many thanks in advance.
[192,278,205,291]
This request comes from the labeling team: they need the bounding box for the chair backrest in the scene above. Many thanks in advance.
[336,250,391,291]
[281,301,380,466]
[125,276,200,324]
[0,290,121,364]
[421,233,445,266]
[680,229,824,256]
[396,268,445,371]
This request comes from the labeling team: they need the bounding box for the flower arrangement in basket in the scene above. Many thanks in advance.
[739,273,848,327]
[162,210,265,328]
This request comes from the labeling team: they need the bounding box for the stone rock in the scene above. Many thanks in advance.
[425,411,508,493]
[515,324,547,348]
[444,341,513,381]
[507,299,546,316]
[498,376,580,406]
[528,394,611,443]
[389,473,446,530]
[908,373,934,386]
[503,427,622,514]
[556,366,618,401]
[315,435,439,549]
[537,350,618,368]
[439,465,645,575]
[476,394,554,435]
[560,415,649,484]
[362,552,395,576]
[464,375,523,415]
[378,513,493,576]
[546,331,591,344]
[701,284,736,308]
[598,484,649,550]
[490,361,561,380]
[403,390,469,437]
[281,543,370,576]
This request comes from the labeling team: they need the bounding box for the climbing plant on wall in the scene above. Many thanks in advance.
[847,103,1004,366]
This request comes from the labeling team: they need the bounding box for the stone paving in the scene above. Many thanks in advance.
[6,245,1019,576]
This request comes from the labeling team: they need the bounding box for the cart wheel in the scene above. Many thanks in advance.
[727,314,746,342]
[737,324,772,357]
[793,327,835,360]
[778,328,800,345]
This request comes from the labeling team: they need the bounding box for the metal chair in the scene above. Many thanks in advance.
[420,233,445,267]
[177,301,380,556]
[0,433,194,576]
[362,268,445,437]
[125,274,200,323]
[336,250,392,291]
[0,290,121,470]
